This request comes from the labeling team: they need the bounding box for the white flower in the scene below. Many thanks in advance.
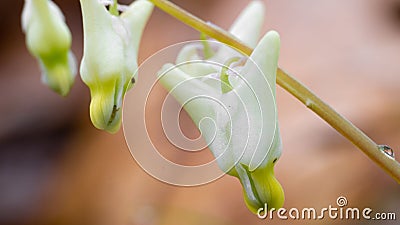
[22,0,76,96]
[157,0,284,213]
[79,0,153,133]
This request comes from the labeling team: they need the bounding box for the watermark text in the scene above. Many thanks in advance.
[257,196,396,221]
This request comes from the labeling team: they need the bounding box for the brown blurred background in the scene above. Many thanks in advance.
[1,0,399,224]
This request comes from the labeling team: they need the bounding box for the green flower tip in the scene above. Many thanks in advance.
[79,0,153,133]
[88,79,122,134]
[236,162,284,214]
[22,0,76,96]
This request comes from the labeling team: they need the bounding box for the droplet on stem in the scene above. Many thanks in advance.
[378,145,395,159]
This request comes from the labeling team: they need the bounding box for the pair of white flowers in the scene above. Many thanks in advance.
[22,0,153,133]
[22,0,284,213]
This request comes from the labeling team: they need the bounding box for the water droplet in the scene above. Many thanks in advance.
[378,145,395,159]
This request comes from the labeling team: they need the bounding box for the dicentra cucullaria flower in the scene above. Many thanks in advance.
[79,0,153,133]
[157,0,284,213]
[22,0,77,96]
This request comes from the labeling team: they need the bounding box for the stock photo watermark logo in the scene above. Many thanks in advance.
[122,40,278,186]
[257,196,397,221]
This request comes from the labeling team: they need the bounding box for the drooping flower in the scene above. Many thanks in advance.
[79,0,153,133]
[157,0,284,213]
[22,0,77,96]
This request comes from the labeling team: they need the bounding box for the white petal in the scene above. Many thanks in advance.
[229,0,265,48]
[175,43,219,77]
[158,63,219,125]
[233,31,281,170]
[79,0,125,84]
[214,0,265,62]
[121,0,154,58]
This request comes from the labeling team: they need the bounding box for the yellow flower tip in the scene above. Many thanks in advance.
[87,81,122,134]
[42,64,73,97]
[39,52,76,97]
[237,162,284,214]
[89,101,122,134]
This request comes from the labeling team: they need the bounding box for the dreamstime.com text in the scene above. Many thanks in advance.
[257,196,396,221]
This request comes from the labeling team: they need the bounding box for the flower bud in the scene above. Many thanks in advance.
[22,0,76,96]
[79,0,153,133]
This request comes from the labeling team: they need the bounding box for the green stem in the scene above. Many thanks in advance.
[200,33,215,59]
[220,57,239,93]
[109,0,119,16]
[148,0,400,183]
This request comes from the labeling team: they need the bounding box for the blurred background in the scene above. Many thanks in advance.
[1,0,399,224]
